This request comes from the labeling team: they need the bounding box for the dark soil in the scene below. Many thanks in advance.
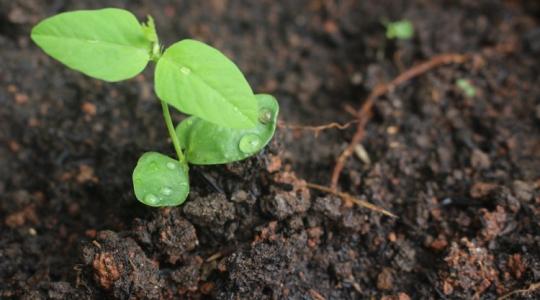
[1,0,540,299]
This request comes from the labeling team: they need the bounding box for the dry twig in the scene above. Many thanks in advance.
[306,182,397,218]
[498,282,540,300]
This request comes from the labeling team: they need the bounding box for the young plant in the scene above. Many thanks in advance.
[456,78,477,97]
[31,8,279,207]
[384,20,414,40]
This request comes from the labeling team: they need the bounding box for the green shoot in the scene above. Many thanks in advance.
[456,79,477,97]
[31,8,279,207]
[385,20,414,40]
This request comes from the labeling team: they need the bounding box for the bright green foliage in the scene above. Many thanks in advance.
[176,94,279,165]
[31,8,151,81]
[456,79,477,97]
[141,16,158,43]
[133,152,189,207]
[31,8,279,208]
[385,20,414,40]
[141,15,161,60]
[155,39,258,129]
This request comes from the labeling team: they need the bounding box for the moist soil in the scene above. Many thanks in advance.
[1,0,540,299]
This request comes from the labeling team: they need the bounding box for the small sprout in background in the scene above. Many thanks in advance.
[385,20,414,40]
[31,8,279,207]
[456,79,477,97]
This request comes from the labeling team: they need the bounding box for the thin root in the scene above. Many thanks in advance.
[330,53,469,189]
[278,120,357,137]
[498,282,540,300]
[306,182,397,218]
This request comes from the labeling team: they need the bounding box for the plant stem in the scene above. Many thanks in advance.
[161,101,186,167]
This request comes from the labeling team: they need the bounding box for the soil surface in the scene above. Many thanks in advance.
[1,0,540,299]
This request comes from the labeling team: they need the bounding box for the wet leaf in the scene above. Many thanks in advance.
[132,152,189,207]
[31,8,151,82]
[176,94,279,165]
[155,39,258,129]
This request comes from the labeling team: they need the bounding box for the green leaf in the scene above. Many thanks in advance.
[385,20,414,40]
[456,79,477,97]
[141,15,158,43]
[155,39,258,129]
[132,152,189,207]
[176,94,279,165]
[31,8,151,82]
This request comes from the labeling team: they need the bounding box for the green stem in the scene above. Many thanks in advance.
[161,101,186,167]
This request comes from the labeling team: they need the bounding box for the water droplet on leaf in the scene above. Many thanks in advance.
[239,134,261,154]
[166,162,176,170]
[144,194,158,205]
[259,108,273,124]
[180,67,191,75]
[160,187,173,196]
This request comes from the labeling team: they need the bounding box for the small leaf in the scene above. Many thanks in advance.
[456,79,477,97]
[31,8,151,82]
[132,152,189,207]
[176,94,279,165]
[385,20,414,40]
[155,39,258,129]
[141,15,158,43]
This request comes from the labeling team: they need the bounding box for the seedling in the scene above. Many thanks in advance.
[31,8,279,207]
[384,20,414,40]
[456,79,477,97]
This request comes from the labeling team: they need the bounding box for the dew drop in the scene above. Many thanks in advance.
[144,194,158,205]
[160,187,173,196]
[259,108,273,124]
[238,134,261,154]
[166,162,176,170]
[180,66,191,75]
[149,161,158,171]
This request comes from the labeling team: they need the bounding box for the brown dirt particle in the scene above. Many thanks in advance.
[307,227,323,248]
[388,232,397,242]
[81,102,97,116]
[76,164,98,184]
[507,254,526,279]
[377,267,394,291]
[265,154,282,173]
[429,234,448,251]
[381,293,411,300]
[253,221,278,244]
[471,149,491,169]
[14,93,29,105]
[92,252,120,290]
[8,140,21,153]
[470,182,498,198]
[479,205,507,241]
[200,282,215,295]
[5,204,38,228]
[441,238,498,298]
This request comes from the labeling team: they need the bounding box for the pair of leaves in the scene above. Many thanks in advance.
[31,8,258,129]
